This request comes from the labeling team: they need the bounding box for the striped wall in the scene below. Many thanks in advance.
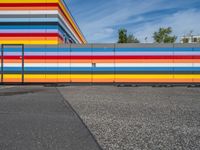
[1,43,200,84]
[0,0,86,44]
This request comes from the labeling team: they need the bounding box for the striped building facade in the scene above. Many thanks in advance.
[1,44,200,84]
[0,0,86,45]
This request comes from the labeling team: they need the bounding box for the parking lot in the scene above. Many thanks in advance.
[0,85,200,150]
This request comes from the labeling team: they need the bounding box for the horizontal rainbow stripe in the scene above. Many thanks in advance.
[1,44,200,84]
[0,0,86,44]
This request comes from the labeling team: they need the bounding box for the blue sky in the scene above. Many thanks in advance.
[65,0,200,43]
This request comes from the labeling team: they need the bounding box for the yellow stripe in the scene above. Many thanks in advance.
[3,74,199,79]
[4,74,21,78]
[0,40,58,45]
[25,75,46,79]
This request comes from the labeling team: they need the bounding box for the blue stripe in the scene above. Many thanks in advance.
[92,48,114,52]
[115,67,200,71]
[0,25,58,29]
[22,47,200,53]
[115,48,195,52]
[71,48,114,52]
[4,47,200,53]
[24,48,70,52]
[12,67,200,72]
[71,48,92,52]
[4,68,22,71]
[0,47,193,55]
[4,48,22,52]
[4,67,200,72]
[23,68,91,71]
[6,47,68,53]
[194,48,200,51]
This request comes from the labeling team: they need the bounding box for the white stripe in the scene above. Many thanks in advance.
[3,63,22,67]
[96,63,195,67]
[3,63,199,68]
[115,63,193,67]
[3,63,92,67]
[22,63,92,67]
[193,63,200,67]
[71,63,92,67]
[0,10,58,15]
[25,63,58,67]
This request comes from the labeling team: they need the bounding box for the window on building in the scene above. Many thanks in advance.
[193,38,197,42]
[182,38,189,43]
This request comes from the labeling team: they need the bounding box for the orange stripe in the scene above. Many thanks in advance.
[24,60,70,63]
[193,79,200,82]
[0,6,58,10]
[71,79,92,82]
[24,79,46,83]
[44,79,58,83]
[24,60,45,63]
[4,59,22,63]
[3,78,22,82]
[24,78,71,83]
[115,78,189,83]
[172,79,193,82]
[92,79,114,83]
[115,59,200,63]
[57,78,70,83]
[2,78,199,83]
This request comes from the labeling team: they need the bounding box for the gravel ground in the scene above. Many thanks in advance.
[58,86,200,150]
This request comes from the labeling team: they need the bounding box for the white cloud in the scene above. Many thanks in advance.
[78,0,167,43]
[133,9,200,43]
[67,0,200,43]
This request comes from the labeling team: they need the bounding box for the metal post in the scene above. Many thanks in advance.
[1,45,3,83]
[22,44,24,84]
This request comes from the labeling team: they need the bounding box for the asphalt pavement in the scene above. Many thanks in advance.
[0,86,101,150]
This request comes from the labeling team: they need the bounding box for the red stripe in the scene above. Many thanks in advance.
[0,33,59,37]
[1,56,22,59]
[0,3,58,7]
[1,56,199,60]
[0,33,64,40]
